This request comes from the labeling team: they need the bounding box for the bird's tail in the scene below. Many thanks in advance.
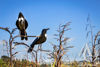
[28,44,35,53]
[20,30,28,40]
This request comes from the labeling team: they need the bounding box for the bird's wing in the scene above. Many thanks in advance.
[30,37,39,47]
[25,19,28,29]
[16,20,20,29]
[28,37,39,52]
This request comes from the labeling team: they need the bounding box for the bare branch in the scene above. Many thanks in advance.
[85,24,89,31]
[86,31,91,38]
[39,49,51,52]
[12,35,39,40]
[54,34,58,36]
[61,22,71,27]
[63,46,74,50]
[11,28,17,34]
[0,27,10,34]
[12,52,18,56]
[13,42,29,47]
[61,37,69,42]
[94,31,100,45]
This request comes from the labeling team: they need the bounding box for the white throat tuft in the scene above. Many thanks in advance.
[45,34,47,37]
[18,17,24,21]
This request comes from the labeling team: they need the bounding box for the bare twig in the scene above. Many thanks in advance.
[0,27,10,34]
[94,31,100,45]
[13,42,29,47]
[11,28,17,34]
[12,52,18,56]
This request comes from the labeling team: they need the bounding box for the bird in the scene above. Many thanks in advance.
[28,28,49,52]
[16,12,28,40]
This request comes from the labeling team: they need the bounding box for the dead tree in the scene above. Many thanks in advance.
[86,15,96,66]
[86,15,100,67]
[14,42,50,67]
[0,27,39,67]
[86,15,95,66]
[0,27,16,67]
[48,22,73,67]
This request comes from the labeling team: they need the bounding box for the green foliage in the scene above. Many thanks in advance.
[0,58,36,67]
[0,59,8,67]
[70,61,79,67]
[1,55,10,63]
[0,59,4,63]
[40,64,48,67]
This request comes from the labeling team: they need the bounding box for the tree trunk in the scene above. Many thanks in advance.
[10,41,13,67]
[92,45,96,67]
[35,52,38,67]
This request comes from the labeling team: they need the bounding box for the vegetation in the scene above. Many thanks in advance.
[48,22,73,67]
[0,15,100,67]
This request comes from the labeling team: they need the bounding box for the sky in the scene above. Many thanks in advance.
[0,0,100,62]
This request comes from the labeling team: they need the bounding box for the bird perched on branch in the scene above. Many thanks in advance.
[28,28,49,52]
[16,12,28,40]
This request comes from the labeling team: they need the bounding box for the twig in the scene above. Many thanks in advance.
[0,27,10,34]
[12,52,18,56]
[13,42,29,47]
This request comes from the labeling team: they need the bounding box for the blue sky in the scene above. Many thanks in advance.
[0,0,100,62]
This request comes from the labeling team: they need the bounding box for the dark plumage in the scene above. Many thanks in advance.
[28,28,49,52]
[98,38,100,44]
[16,12,28,40]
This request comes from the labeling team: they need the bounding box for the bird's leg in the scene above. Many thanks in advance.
[40,44,42,50]
[38,45,40,49]
[24,30,27,37]
[38,45,42,50]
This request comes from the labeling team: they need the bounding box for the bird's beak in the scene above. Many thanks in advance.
[46,28,50,30]
[19,12,23,15]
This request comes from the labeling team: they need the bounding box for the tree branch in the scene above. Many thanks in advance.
[0,27,10,34]
[11,28,17,34]
[12,52,18,57]
[13,42,29,47]
[12,35,39,41]
[94,31,100,45]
